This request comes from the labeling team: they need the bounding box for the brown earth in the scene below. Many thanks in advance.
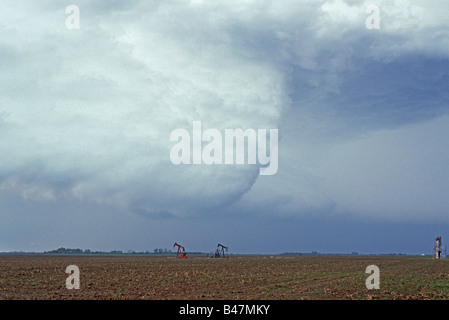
[0,254,448,300]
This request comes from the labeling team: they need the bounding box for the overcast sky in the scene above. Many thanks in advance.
[0,0,448,254]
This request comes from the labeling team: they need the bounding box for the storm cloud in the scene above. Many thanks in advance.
[0,0,448,253]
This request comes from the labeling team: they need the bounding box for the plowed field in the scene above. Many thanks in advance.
[0,254,448,300]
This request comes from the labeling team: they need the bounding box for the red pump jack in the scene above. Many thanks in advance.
[173,242,188,258]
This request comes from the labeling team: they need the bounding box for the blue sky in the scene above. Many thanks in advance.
[0,0,448,254]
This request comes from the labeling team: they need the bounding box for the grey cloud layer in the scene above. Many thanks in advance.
[0,0,448,222]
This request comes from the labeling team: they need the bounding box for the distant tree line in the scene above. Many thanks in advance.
[43,247,173,255]
[153,248,173,254]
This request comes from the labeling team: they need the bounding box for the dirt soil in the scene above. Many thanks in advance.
[0,254,448,300]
